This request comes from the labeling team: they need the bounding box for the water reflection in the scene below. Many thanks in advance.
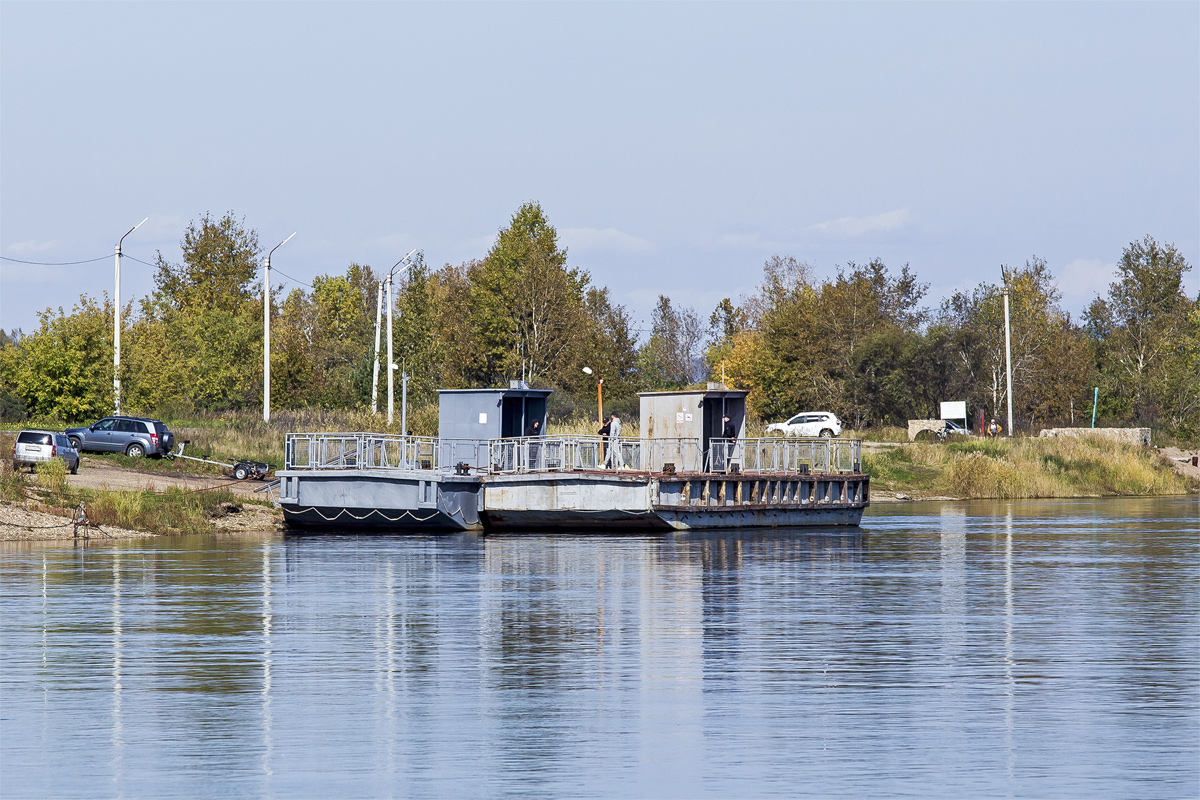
[1,498,1197,799]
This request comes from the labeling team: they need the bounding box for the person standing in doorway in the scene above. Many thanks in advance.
[721,415,737,471]
[607,412,622,468]
[523,418,542,469]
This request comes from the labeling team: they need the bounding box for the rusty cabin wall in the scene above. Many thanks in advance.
[639,392,706,441]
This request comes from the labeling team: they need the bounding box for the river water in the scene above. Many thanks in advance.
[2,497,1196,799]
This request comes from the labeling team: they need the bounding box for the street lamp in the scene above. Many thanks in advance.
[263,232,296,423]
[114,217,148,415]
[583,367,603,426]
[373,249,418,426]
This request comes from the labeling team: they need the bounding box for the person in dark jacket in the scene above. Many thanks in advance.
[523,419,542,468]
[598,417,611,464]
[720,415,738,471]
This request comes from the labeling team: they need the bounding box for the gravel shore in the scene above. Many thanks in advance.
[0,502,154,541]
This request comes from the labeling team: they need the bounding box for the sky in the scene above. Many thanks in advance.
[2,1,1197,337]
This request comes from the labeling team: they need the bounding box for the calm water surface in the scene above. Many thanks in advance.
[2,497,1197,799]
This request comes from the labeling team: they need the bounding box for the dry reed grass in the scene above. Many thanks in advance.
[866,434,1195,499]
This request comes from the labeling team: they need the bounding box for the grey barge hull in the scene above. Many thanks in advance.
[277,469,482,531]
[480,471,867,532]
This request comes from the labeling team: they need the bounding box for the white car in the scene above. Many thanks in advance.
[765,412,843,439]
[11,430,80,474]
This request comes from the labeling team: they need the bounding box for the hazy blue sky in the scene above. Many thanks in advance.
[2,1,1197,336]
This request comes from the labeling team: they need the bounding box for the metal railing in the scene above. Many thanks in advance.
[284,432,862,476]
[284,433,490,472]
[488,436,635,473]
[485,436,705,474]
[708,437,861,475]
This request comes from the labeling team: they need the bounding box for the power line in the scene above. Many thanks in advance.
[271,268,313,289]
[121,253,313,289]
[0,255,109,266]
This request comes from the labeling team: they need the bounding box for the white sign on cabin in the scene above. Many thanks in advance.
[940,401,967,421]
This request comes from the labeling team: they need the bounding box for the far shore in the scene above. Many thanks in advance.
[2,438,1195,541]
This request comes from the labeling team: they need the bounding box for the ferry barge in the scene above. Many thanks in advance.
[276,385,868,532]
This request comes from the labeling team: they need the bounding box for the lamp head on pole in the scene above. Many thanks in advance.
[390,248,419,276]
[119,217,149,248]
[267,232,297,265]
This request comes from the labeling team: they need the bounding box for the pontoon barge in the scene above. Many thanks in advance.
[276,385,868,532]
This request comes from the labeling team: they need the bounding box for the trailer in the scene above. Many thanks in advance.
[170,441,274,481]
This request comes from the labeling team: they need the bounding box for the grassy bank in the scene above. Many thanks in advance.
[864,435,1196,499]
[2,458,249,536]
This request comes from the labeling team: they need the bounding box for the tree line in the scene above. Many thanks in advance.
[2,203,1196,438]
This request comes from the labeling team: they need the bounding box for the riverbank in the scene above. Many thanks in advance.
[1,457,282,540]
[2,432,1194,539]
[864,435,1198,501]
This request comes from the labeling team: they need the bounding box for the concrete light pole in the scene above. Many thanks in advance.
[114,217,148,415]
[263,232,296,423]
[371,282,383,415]
[1003,289,1014,437]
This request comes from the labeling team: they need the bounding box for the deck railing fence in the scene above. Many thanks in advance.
[284,433,861,476]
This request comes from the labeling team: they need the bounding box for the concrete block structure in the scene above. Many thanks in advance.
[1039,427,1152,447]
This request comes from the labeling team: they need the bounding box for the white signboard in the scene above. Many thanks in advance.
[940,401,967,421]
[478,413,488,424]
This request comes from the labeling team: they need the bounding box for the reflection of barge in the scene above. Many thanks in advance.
[277,384,868,532]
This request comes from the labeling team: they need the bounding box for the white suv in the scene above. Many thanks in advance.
[765,412,843,439]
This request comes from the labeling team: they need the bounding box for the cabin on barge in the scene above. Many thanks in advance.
[276,384,869,531]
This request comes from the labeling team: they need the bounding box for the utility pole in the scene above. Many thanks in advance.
[263,232,296,423]
[114,217,148,415]
[385,249,417,426]
[1003,290,1014,437]
[371,283,383,415]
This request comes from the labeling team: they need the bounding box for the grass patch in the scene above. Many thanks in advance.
[865,434,1196,499]
[863,447,941,493]
[1,442,28,501]
[35,458,69,498]
[22,481,246,536]
[81,487,243,535]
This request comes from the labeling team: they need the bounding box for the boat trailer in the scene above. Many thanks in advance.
[170,441,274,481]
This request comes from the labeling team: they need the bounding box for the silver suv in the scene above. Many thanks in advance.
[65,416,175,458]
[12,430,80,474]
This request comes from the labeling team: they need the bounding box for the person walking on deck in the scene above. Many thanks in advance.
[606,412,622,469]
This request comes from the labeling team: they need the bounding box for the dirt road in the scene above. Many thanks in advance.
[65,457,275,500]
